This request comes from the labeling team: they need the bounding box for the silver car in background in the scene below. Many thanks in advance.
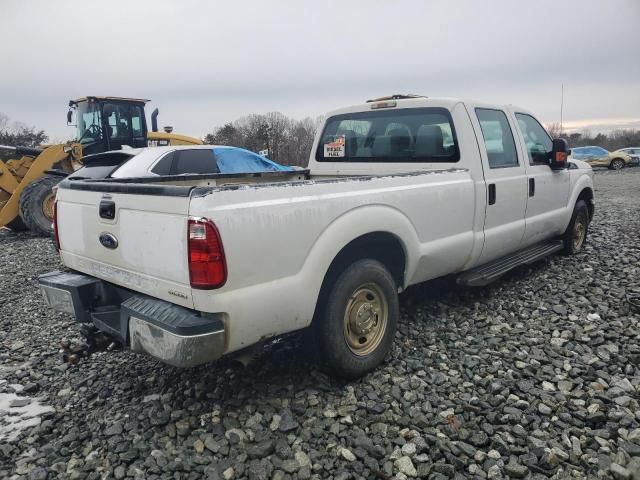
[615,148,640,166]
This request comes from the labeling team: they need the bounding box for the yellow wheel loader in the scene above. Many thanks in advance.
[0,96,202,236]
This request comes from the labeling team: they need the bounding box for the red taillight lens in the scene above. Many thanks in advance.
[53,200,60,251]
[188,218,227,289]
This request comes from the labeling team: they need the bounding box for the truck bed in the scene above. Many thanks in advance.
[55,166,476,353]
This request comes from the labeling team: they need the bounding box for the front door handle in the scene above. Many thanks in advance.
[488,184,496,205]
[529,178,535,197]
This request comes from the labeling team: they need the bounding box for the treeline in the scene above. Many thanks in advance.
[204,112,321,167]
[547,123,640,151]
[0,113,48,161]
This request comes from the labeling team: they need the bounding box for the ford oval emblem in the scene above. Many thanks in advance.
[99,232,118,249]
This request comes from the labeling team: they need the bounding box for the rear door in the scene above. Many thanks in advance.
[55,183,194,308]
[513,112,570,246]
[468,105,528,264]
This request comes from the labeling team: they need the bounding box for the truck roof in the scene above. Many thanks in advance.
[325,96,531,118]
[71,96,151,104]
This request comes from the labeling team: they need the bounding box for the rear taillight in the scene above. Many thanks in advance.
[188,218,227,289]
[53,200,60,251]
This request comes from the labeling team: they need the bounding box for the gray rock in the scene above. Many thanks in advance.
[247,441,275,459]
[105,422,123,436]
[278,410,299,433]
[394,456,417,477]
[339,447,356,462]
[538,403,552,415]
[113,465,126,480]
[29,467,48,480]
[281,459,299,473]
[610,463,632,480]
[504,462,528,478]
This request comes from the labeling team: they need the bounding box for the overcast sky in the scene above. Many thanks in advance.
[2,0,639,141]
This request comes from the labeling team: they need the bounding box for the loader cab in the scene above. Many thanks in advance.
[69,96,149,155]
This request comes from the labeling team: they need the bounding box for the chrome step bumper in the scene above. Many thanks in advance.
[38,271,225,367]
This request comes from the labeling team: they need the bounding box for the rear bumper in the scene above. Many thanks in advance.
[38,271,225,367]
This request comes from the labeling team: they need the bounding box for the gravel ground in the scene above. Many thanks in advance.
[1,169,639,480]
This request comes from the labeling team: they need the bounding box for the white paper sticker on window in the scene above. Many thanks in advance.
[324,135,345,158]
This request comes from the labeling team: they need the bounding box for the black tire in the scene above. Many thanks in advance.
[18,175,61,237]
[5,216,28,231]
[609,158,625,170]
[314,259,399,379]
[562,200,589,255]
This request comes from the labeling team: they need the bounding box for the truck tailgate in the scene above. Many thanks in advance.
[55,185,193,308]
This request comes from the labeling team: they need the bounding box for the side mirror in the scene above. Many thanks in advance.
[550,138,570,170]
[66,109,73,125]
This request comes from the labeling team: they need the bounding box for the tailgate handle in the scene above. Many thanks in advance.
[99,199,116,220]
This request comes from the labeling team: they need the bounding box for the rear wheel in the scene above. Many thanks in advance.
[609,158,625,170]
[18,175,61,236]
[314,259,399,378]
[562,200,589,255]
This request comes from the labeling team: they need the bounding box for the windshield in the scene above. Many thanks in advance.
[75,101,103,144]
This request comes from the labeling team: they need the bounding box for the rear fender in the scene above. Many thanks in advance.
[298,204,419,324]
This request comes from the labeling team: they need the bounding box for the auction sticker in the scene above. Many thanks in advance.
[324,135,345,158]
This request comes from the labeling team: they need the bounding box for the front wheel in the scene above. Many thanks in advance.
[562,200,589,255]
[609,158,625,170]
[314,259,399,379]
[18,175,61,236]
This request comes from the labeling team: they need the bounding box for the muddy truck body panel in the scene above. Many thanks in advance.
[39,97,594,373]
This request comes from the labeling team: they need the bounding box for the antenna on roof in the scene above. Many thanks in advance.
[560,84,564,135]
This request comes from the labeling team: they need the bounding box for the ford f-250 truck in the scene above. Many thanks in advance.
[39,95,595,378]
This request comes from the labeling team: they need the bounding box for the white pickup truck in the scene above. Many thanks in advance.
[39,95,594,378]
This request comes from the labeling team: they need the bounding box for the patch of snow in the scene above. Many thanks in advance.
[0,393,54,442]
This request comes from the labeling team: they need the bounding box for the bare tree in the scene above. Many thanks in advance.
[545,122,563,138]
[205,112,320,166]
[0,112,48,161]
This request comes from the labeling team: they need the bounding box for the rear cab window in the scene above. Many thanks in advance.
[316,108,460,163]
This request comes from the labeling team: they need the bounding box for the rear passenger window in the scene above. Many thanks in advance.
[174,149,219,175]
[475,108,519,168]
[150,151,174,175]
[316,108,459,163]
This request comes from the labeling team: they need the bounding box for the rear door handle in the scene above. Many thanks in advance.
[529,178,535,197]
[488,184,496,205]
